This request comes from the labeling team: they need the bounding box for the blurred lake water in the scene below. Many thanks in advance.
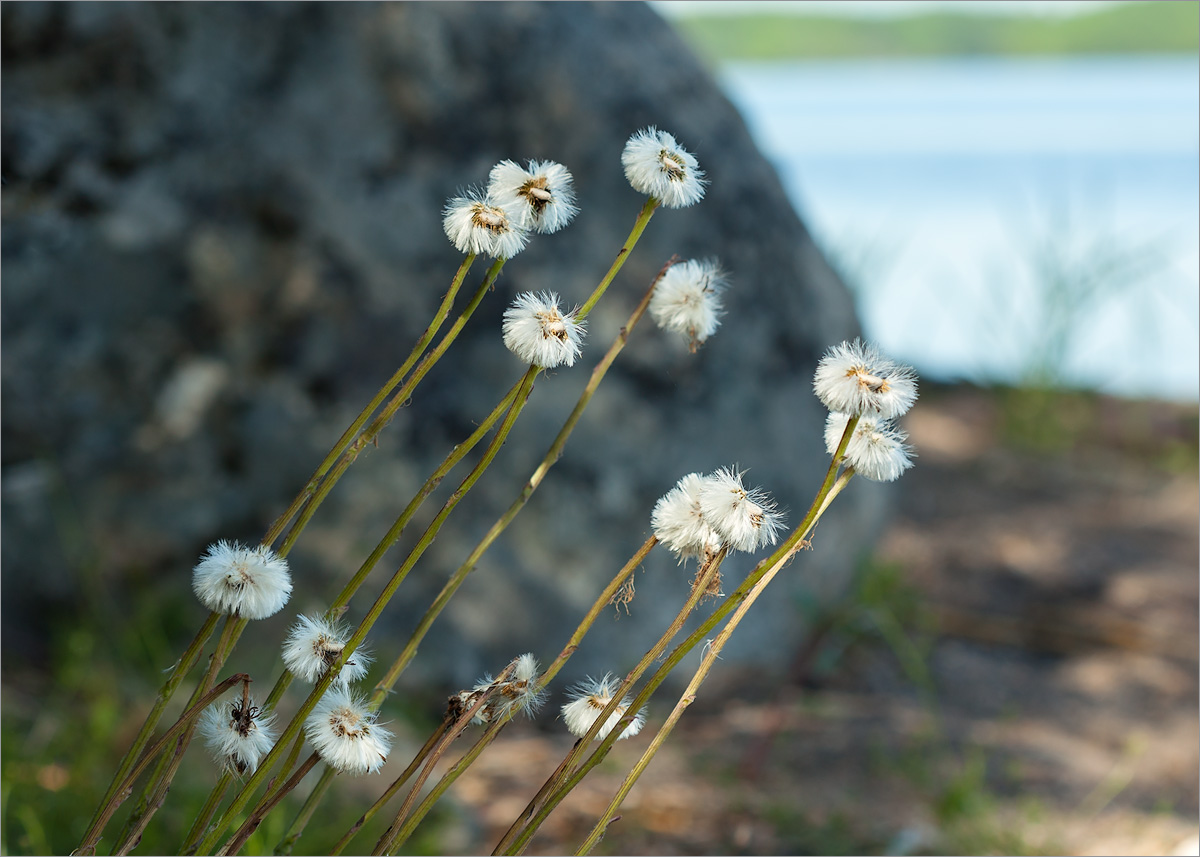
[718,56,1199,401]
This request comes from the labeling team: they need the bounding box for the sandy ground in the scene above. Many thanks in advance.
[423,386,1198,856]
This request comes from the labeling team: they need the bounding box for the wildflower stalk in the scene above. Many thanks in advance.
[76,673,252,854]
[182,772,231,855]
[493,549,725,855]
[217,752,321,856]
[276,257,508,557]
[325,719,452,856]
[369,537,657,856]
[187,368,526,853]
[368,257,675,710]
[504,423,863,854]
[259,225,670,853]
[107,615,246,853]
[262,253,476,547]
[574,468,858,855]
[194,365,540,856]
[371,668,517,855]
[576,197,658,320]
[94,252,504,842]
[80,610,221,845]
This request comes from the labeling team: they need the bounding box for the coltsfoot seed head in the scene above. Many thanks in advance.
[560,673,646,741]
[198,693,277,777]
[621,127,706,208]
[191,541,292,620]
[651,472,723,562]
[281,613,373,686]
[443,188,530,258]
[824,411,915,482]
[697,467,785,553]
[813,339,918,419]
[487,160,578,234]
[303,688,392,775]
[649,258,728,350]
[502,291,586,368]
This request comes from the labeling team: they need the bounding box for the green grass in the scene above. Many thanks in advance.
[671,1,1199,62]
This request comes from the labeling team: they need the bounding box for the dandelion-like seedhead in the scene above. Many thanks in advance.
[651,472,723,563]
[281,613,373,686]
[697,467,785,553]
[443,188,529,259]
[191,541,292,620]
[502,291,587,368]
[454,653,547,725]
[621,127,706,208]
[824,412,915,482]
[303,688,392,775]
[488,159,579,234]
[198,693,277,777]
[560,674,646,741]
[649,258,727,350]
[813,338,918,419]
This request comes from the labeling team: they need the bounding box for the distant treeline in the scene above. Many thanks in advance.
[671,1,1200,61]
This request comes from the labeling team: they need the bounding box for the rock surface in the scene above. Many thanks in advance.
[1,2,883,690]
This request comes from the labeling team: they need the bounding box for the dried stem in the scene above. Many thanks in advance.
[494,549,726,855]
[574,468,857,855]
[367,256,676,711]
[326,719,451,856]
[363,536,657,856]
[76,674,252,855]
[194,366,540,855]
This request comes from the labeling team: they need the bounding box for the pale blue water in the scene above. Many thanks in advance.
[718,56,1200,401]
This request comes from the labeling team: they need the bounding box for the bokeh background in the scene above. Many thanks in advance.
[3,2,1197,855]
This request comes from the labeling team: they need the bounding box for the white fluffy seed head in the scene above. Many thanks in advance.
[198,693,277,777]
[697,467,785,553]
[560,674,646,741]
[502,291,586,368]
[649,258,727,349]
[459,653,547,725]
[621,127,706,208]
[281,613,373,686]
[303,687,392,775]
[191,541,292,620]
[813,338,919,419]
[651,472,723,562]
[487,160,579,234]
[442,188,530,258]
[824,412,916,482]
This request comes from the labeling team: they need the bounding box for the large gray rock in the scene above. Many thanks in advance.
[1,2,890,695]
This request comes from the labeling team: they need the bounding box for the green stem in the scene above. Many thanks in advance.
[182,771,231,855]
[327,720,450,856]
[575,469,857,855]
[262,254,476,547]
[252,372,523,727]
[112,615,245,852]
[576,198,658,320]
[510,437,863,855]
[276,258,506,558]
[494,549,725,856]
[218,753,321,857]
[274,765,336,857]
[367,258,672,712]
[76,674,251,855]
[187,348,523,851]
[195,365,539,855]
[80,611,221,850]
[371,671,516,856]
[365,536,656,857]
